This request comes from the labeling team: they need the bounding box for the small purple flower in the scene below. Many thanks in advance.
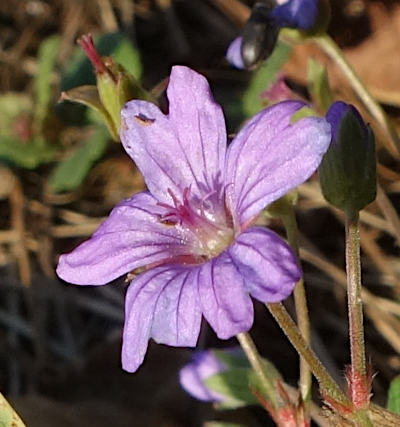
[180,351,227,402]
[272,0,319,31]
[226,0,320,69]
[57,66,331,372]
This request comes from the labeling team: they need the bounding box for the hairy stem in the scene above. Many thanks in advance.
[345,212,370,411]
[281,209,312,409]
[236,332,279,409]
[266,302,349,407]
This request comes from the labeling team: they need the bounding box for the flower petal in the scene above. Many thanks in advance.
[229,226,301,302]
[56,192,197,285]
[122,265,202,372]
[225,101,331,225]
[151,266,202,347]
[120,65,226,203]
[226,37,245,69]
[197,252,253,339]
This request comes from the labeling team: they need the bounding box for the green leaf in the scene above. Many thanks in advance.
[242,41,292,118]
[0,136,55,169]
[205,367,259,409]
[61,32,142,91]
[48,127,109,192]
[307,58,333,113]
[212,349,249,369]
[387,376,400,414]
[33,35,61,131]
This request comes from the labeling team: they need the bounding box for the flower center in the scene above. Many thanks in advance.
[158,187,234,259]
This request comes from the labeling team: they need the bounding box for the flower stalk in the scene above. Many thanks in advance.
[345,212,371,411]
[266,302,349,406]
[236,332,279,408]
[281,207,312,410]
[237,332,301,427]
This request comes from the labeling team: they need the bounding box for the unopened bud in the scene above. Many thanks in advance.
[241,1,279,69]
[319,102,376,215]
[78,34,151,135]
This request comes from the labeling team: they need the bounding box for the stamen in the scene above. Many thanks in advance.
[158,186,234,259]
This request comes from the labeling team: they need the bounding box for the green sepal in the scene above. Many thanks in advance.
[319,109,376,214]
[206,351,283,410]
[96,61,153,134]
[212,349,250,369]
[205,367,259,409]
[307,59,333,113]
[60,85,118,141]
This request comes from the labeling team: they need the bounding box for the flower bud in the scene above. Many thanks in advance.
[78,35,150,135]
[241,1,280,69]
[319,102,376,214]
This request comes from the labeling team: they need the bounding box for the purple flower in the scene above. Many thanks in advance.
[226,0,320,69]
[180,350,227,402]
[57,66,331,372]
[272,0,319,31]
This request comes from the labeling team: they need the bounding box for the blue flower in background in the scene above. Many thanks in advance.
[272,0,319,30]
[227,0,320,69]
